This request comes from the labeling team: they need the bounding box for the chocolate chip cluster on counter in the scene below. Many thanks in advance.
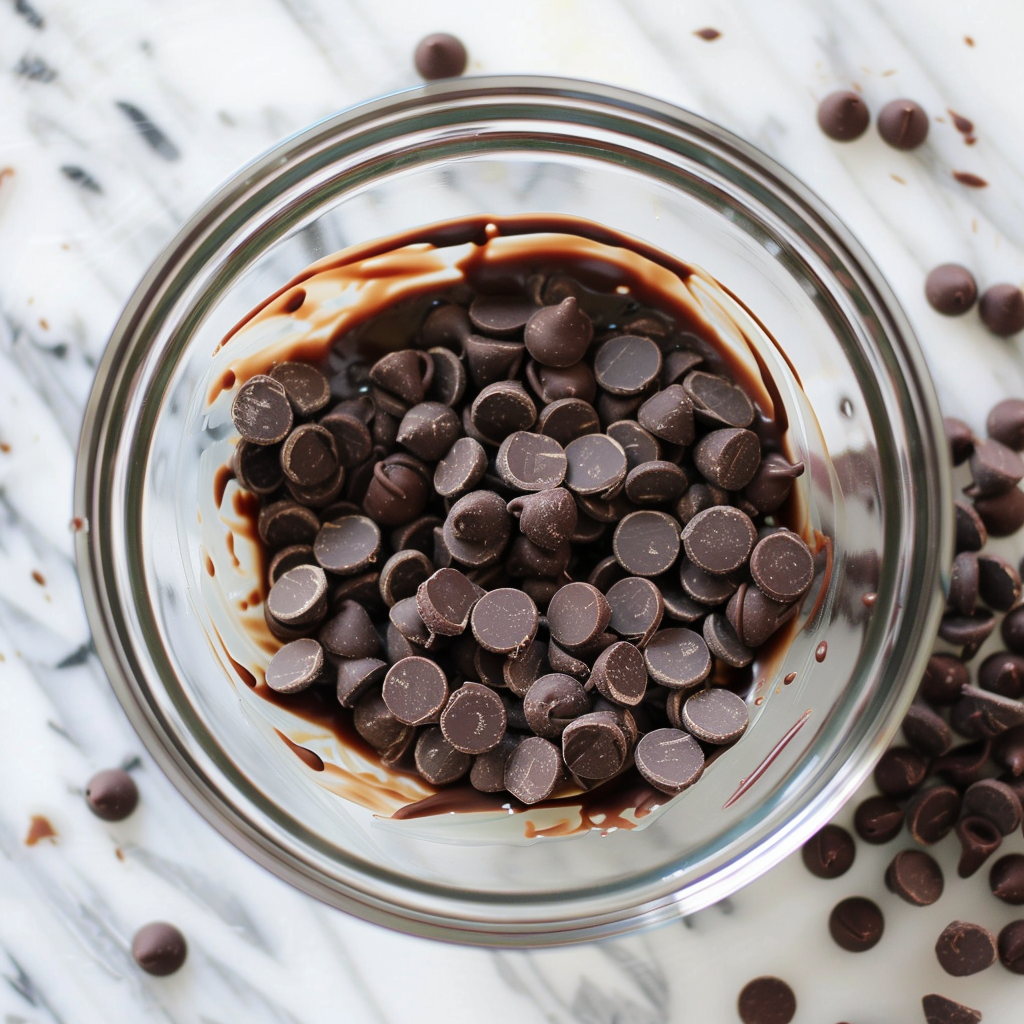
[226,273,810,807]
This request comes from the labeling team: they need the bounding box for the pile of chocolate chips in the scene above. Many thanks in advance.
[227,272,811,806]
[797,396,1024,1024]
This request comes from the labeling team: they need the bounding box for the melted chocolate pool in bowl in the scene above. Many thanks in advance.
[197,213,830,838]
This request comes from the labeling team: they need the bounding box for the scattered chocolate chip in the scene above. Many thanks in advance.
[926,265,978,316]
[624,460,689,504]
[854,794,904,844]
[522,297,593,367]
[702,612,754,668]
[998,920,1024,974]
[935,920,997,976]
[737,976,796,1024]
[132,922,187,976]
[828,896,884,952]
[969,437,1024,496]
[314,515,382,575]
[681,506,756,576]
[817,90,870,141]
[470,381,537,443]
[885,849,944,906]
[906,785,961,844]
[993,723,1024,774]
[413,32,468,80]
[955,815,1002,877]
[990,853,1024,905]
[874,746,929,798]
[877,98,929,149]
[979,283,1024,337]
[258,500,320,550]
[801,823,855,879]
[922,993,982,1024]
[742,454,803,514]
[335,657,387,708]
[589,641,647,706]
[606,576,664,644]
[949,551,979,616]
[85,769,139,822]
[233,439,284,495]
[988,398,1024,451]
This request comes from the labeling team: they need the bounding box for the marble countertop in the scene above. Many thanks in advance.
[2,1,1024,1021]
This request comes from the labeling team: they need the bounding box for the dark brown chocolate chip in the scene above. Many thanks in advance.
[1005,605,1024,654]
[634,727,704,795]
[317,600,381,658]
[320,411,373,469]
[933,739,992,788]
[988,397,1024,450]
[949,551,979,616]
[749,530,815,602]
[877,98,929,149]
[902,702,953,757]
[416,567,480,636]
[955,816,1002,877]
[258,499,320,549]
[623,461,689,505]
[999,920,1024,975]
[378,549,434,607]
[434,437,487,499]
[547,639,589,679]
[680,558,740,607]
[523,297,593,367]
[975,480,1024,535]
[85,769,139,822]
[935,920,997,976]
[369,349,433,407]
[606,419,661,470]
[926,265,978,316]
[906,785,961,844]
[660,584,705,624]
[563,433,628,497]
[921,653,970,706]
[817,90,870,141]
[742,454,804,514]
[737,976,796,1024]
[334,657,387,708]
[463,335,525,390]
[395,402,461,462]
[536,398,601,446]
[990,854,1024,904]
[702,613,754,668]
[526,359,597,404]
[562,711,629,781]
[504,735,563,804]
[132,922,188,976]
[979,283,1024,337]
[944,416,975,464]
[682,687,748,744]
[389,595,432,647]
[426,344,468,406]
[503,640,549,697]
[469,295,537,339]
[266,638,324,694]
[593,335,662,396]
[962,778,1022,834]
[954,498,988,551]
[496,431,567,491]
[268,544,318,586]
[413,32,467,80]
[523,673,590,737]
[682,506,757,576]
[383,656,449,726]
[801,824,855,879]
[683,371,756,428]
[233,439,284,495]
[643,627,712,689]
[586,554,624,592]
[469,734,520,793]
[606,576,664,644]
[726,583,794,647]
[922,993,982,1024]
[266,564,329,627]
[636,384,696,445]
[885,849,944,906]
[287,466,345,509]
[978,553,1022,611]
[938,609,995,652]
[442,490,512,567]
[270,361,331,416]
[828,896,884,952]
[231,374,294,445]
[547,582,612,649]
[590,641,647,707]
[439,682,507,755]
[612,510,682,577]
[993,723,1024,774]
[693,427,761,490]
[854,794,904,844]
[415,726,472,785]
[471,588,539,656]
[470,381,537,443]
[362,453,431,527]
[507,487,577,553]
[969,437,1024,496]
[954,684,1024,739]
[874,746,928,799]
[353,690,412,754]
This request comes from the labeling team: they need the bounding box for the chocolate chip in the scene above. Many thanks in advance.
[317,600,381,658]
[506,487,577,553]
[817,90,870,141]
[334,657,387,708]
[463,335,525,390]
[988,398,1024,451]
[504,735,562,804]
[522,297,593,367]
[925,264,978,316]
[962,778,1022,834]
[526,359,597,404]
[413,32,467,79]
[935,920,997,976]
[562,433,628,497]
[523,673,590,737]
[593,335,662,396]
[589,641,647,706]
[383,656,449,726]
[990,854,1024,904]
[682,506,757,576]
[874,746,928,798]
[933,739,992,789]
[683,371,756,428]
[470,381,537,443]
[877,98,929,149]
[362,453,431,527]
[954,498,987,552]
[949,551,979,615]
[623,461,689,505]
[801,824,855,879]
[266,564,329,627]
[469,295,537,339]
[471,588,539,656]
[956,816,1002,877]
[737,976,796,1024]
[377,549,433,607]
[605,576,664,644]
[828,896,884,952]
[353,690,411,754]
[369,349,432,406]
[902,702,953,757]
[469,733,520,793]
[703,613,754,668]
[318,411,373,470]
[561,711,629,781]
[978,553,1022,610]
[944,417,975,465]
[979,283,1024,337]
[442,490,512,567]
[885,849,943,906]
[998,920,1024,974]
[231,374,294,445]
[682,687,748,744]
[432,437,486,499]
[921,653,970,706]
[425,345,468,408]
[258,499,320,549]
[85,769,139,822]
[266,638,324,694]
[922,994,982,1024]
[132,922,187,976]
[953,684,1024,739]
[1005,605,1024,654]
[993,723,1024,774]
[496,431,567,491]
[636,384,696,444]
[747,530,815,603]
[633,727,704,794]
[439,682,507,754]
[233,439,284,495]
[969,437,1024,496]
[416,567,480,636]
[606,419,661,469]
[661,584,706,624]
[938,609,995,652]
[547,639,589,679]
[906,785,960,844]
[313,515,382,576]
[742,454,804,514]
[726,583,794,646]
[536,398,601,446]
[270,361,331,416]
[643,627,712,689]
[415,726,472,784]
[611,510,681,577]
[394,402,462,463]
[693,427,761,490]
[547,582,612,649]
[854,794,904,844]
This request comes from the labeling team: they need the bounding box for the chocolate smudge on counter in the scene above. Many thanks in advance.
[30,570,45,587]
[115,101,181,161]
[694,27,721,41]
[60,165,102,194]
[948,109,977,145]
[953,171,988,188]
[965,35,975,47]
[24,815,57,846]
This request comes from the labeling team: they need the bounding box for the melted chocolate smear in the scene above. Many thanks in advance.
[953,171,988,188]
[25,815,57,846]
[723,709,812,808]
[275,730,325,771]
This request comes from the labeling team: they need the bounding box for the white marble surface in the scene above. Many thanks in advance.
[2,0,1024,1021]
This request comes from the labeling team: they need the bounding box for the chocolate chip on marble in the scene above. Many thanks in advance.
[854,794,904,844]
[987,398,1024,451]
[875,746,928,799]
[592,335,662,396]
[885,849,944,906]
[975,486,1024,538]
[955,816,1003,878]
[231,374,294,445]
[270,361,331,417]
[962,778,1022,834]
[547,582,612,649]
[623,461,689,505]
[636,384,696,445]
[495,431,567,491]
[969,437,1024,496]
[317,600,381,658]
[132,922,188,976]
[935,920,997,976]
[413,32,468,79]
[643,627,712,689]
[383,656,449,726]
[233,439,284,495]
[954,498,988,552]
[736,976,796,1024]
[906,785,961,844]
[943,417,975,465]
[949,551,979,616]
[504,735,563,804]
[266,638,325,694]
[801,824,855,879]
[877,98,929,149]
[693,427,761,490]
[470,381,537,443]
[921,994,982,1024]
[522,673,590,737]
[439,682,507,755]
[702,613,754,668]
[1004,605,1024,654]
[979,283,1024,337]
[612,510,682,577]
[902,702,953,758]
[258,499,320,549]
[990,854,1024,905]
[589,641,647,706]
[682,687,748,744]
[682,506,757,576]
[933,738,993,789]
[999,921,1024,976]
[925,264,978,317]
[471,588,539,657]
[817,90,870,141]
[85,769,139,822]
[828,896,884,952]
[266,564,329,627]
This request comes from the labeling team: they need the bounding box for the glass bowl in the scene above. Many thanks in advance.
[73,77,949,946]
